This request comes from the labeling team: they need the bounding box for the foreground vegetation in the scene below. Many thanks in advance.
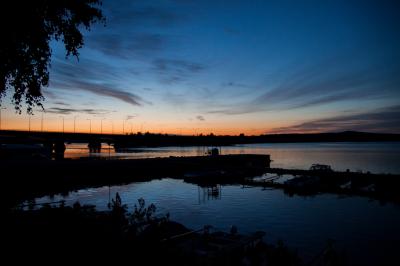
[5,195,338,266]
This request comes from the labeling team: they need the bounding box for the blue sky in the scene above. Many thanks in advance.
[3,0,400,134]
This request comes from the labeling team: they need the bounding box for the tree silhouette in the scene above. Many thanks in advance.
[0,0,105,113]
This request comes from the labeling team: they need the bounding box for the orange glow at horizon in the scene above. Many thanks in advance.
[0,113,286,136]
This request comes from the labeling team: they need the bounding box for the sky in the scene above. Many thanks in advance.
[2,0,400,135]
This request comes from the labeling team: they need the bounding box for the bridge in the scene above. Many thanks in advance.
[0,129,119,144]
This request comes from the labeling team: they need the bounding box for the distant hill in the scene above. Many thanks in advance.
[254,131,400,144]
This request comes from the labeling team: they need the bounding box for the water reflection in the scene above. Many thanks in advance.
[32,178,400,265]
[198,184,222,203]
[64,142,400,174]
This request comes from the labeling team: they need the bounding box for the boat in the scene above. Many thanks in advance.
[309,164,333,172]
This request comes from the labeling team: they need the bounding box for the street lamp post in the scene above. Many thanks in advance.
[74,116,78,133]
[0,107,7,131]
[123,119,130,135]
[60,116,64,133]
[87,119,91,134]
[100,118,105,134]
[41,112,44,132]
[28,115,31,132]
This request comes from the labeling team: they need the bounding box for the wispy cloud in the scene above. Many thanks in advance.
[107,3,183,26]
[268,105,400,134]
[208,58,399,115]
[78,82,143,106]
[53,101,70,106]
[207,106,259,115]
[87,33,166,59]
[162,91,187,107]
[196,115,205,121]
[254,66,393,109]
[221,81,251,88]
[153,58,205,83]
[86,1,186,61]
[125,114,137,120]
[50,59,146,106]
[42,90,58,100]
[52,80,144,106]
[45,107,111,115]
[153,58,204,72]
[129,6,182,26]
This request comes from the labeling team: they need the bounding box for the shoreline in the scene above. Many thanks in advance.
[3,154,400,208]
[7,198,305,265]
[1,129,400,147]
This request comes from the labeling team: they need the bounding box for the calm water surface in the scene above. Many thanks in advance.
[35,178,400,265]
[65,142,400,174]
[57,142,400,264]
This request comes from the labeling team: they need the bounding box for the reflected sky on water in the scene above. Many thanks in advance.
[34,178,400,265]
[65,142,400,174]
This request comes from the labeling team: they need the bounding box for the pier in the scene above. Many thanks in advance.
[2,154,271,207]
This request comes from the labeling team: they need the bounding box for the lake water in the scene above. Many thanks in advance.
[35,178,400,265]
[65,142,400,174]
[54,142,400,264]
